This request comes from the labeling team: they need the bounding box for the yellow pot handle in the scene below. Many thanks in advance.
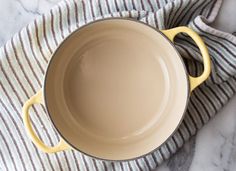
[22,90,71,153]
[161,26,211,91]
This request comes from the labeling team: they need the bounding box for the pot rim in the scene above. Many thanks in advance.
[43,17,190,162]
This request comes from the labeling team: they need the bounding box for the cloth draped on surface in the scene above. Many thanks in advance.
[0,0,236,170]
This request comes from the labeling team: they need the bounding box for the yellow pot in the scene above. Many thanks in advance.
[23,18,211,161]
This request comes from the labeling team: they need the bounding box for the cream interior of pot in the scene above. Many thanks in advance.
[44,19,189,160]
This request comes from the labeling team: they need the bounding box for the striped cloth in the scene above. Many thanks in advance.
[0,0,235,170]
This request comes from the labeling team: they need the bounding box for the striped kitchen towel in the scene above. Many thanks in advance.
[0,0,236,170]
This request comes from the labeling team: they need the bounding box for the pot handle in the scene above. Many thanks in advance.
[22,90,71,153]
[161,26,211,91]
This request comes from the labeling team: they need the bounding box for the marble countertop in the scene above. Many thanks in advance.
[0,0,235,171]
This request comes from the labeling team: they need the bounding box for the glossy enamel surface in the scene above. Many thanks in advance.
[44,19,189,160]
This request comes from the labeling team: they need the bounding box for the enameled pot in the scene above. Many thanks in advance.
[22,18,211,161]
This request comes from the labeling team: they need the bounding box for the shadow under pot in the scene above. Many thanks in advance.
[22,18,211,161]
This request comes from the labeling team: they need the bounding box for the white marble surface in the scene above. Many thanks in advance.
[0,0,61,45]
[0,0,235,171]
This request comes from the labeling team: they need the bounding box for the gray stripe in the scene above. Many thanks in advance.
[110,0,120,15]
[0,99,27,171]
[205,83,223,109]
[153,151,163,165]
[166,1,174,27]
[83,1,92,21]
[118,162,124,171]
[133,0,142,11]
[98,0,104,17]
[192,22,236,63]
[34,20,48,63]
[129,0,135,9]
[102,161,109,171]
[89,0,96,18]
[58,5,65,39]
[177,0,201,25]
[166,137,178,154]
[188,101,204,129]
[162,4,167,28]
[146,154,156,170]
[177,125,185,142]
[106,0,113,17]
[190,67,210,123]
[171,133,181,148]
[208,85,227,106]
[63,152,72,171]
[144,156,152,170]
[169,0,184,27]
[113,0,120,12]
[183,114,196,135]
[114,0,120,11]
[3,44,32,99]
[82,0,88,23]
[199,0,213,16]
[155,0,160,8]
[42,15,53,54]
[218,83,234,98]
[0,145,7,171]
[131,160,140,171]
[0,129,17,171]
[199,86,217,113]
[176,0,199,26]
[206,0,217,18]
[71,152,81,170]
[18,32,42,87]
[135,160,142,171]
[196,33,236,69]
[65,0,72,33]
[25,26,45,74]
[196,41,233,78]
[139,158,149,171]
[147,0,155,11]
[165,140,173,156]
[189,54,213,122]
[73,0,79,27]
[123,0,129,10]
[225,79,236,93]
[92,158,99,171]
[151,153,158,167]
[139,0,145,10]
[190,94,205,124]
[126,162,133,171]
[186,108,200,129]
[161,145,171,160]
[185,0,208,24]
[87,156,99,171]
[182,118,193,136]
[81,154,89,171]
[50,10,59,46]
[194,71,212,121]
[10,38,37,94]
